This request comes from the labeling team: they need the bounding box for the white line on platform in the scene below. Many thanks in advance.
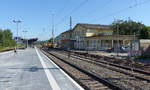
[40,49,85,90]
[35,47,61,90]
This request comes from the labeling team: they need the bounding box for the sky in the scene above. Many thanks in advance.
[0,0,150,40]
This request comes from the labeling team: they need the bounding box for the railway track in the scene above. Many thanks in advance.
[58,50,150,82]
[41,49,123,90]
[45,49,150,90]
[69,50,150,73]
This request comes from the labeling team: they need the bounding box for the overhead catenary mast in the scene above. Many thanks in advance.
[68,16,72,58]
[70,16,72,41]
[52,14,55,47]
[70,16,72,30]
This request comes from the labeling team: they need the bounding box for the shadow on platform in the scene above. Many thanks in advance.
[9,66,60,72]
[0,77,11,83]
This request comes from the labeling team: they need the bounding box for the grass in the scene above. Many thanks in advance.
[0,44,26,52]
[0,46,14,50]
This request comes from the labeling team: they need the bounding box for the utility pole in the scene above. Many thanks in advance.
[22,30,28,48]
[13,20,22,50]
[70,16,72,31]
[68,16,72,58]
[114,18,119,57]
[128,17,132,53]
[70,16,72,47]
[128,17,135,81]
[117,23,119,56]
[52,14,55,48]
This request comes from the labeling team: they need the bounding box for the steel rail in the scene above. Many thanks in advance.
[42,49,124,90]
[59,50,150,82]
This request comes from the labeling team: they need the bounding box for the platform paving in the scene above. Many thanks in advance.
[0,47,84,90]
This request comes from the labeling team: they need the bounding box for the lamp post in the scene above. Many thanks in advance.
[22,30,28,48]
[13,20,22,50]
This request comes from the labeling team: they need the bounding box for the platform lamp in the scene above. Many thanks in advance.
[13,20,22,50]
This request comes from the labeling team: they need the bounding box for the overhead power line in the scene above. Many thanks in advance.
[89,0,150,22]
[56,0,71,17]
[56,0,89,26]
[83,0,113,18]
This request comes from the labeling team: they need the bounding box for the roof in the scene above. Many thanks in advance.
[74,23,112,30]
[61,29,73,34]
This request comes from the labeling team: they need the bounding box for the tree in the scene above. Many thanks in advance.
[111,19,149,39]
[146,26,150,39]
[0,29,16,47]
[3,29,13,40]
[0,30,3,44]
[48,38,54,43]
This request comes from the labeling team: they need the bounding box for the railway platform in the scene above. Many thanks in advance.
[0,47,84,90]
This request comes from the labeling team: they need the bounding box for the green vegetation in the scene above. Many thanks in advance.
[146,26,150,39]
[111,19,149,39]
[0,29,16,51]
[135,55,150,59]
[48,38,54,43]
